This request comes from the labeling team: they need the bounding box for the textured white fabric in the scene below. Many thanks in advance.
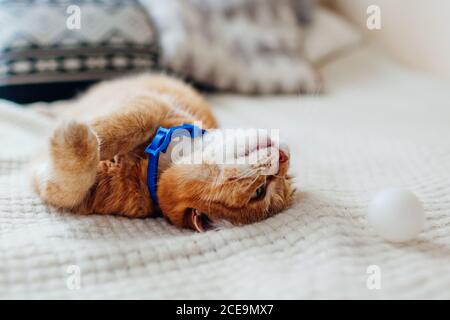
[1,43,450,299]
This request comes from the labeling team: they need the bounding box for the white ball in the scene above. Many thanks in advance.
[368,188,425,242]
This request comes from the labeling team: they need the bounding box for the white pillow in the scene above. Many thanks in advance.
[305,7,363,64]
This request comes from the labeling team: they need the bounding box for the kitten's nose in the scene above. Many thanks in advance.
[279,149,289,163]
[278,142,290,163]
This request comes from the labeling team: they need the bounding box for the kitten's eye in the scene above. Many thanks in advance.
[250,183,266,201]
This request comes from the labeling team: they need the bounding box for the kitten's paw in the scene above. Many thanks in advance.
[50,121,99,171]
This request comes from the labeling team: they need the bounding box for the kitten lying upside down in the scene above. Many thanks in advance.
[32,74,295,232]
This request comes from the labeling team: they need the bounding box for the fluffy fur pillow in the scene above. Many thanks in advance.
[140,0,321,94]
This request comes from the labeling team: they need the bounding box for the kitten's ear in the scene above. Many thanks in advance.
[185,208,211,233]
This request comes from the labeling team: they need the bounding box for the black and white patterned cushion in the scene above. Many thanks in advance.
[0,0,159,103]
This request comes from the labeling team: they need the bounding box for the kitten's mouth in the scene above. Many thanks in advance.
[189,209,213,233]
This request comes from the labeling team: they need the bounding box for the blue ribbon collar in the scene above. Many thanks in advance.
[144,124,206,205]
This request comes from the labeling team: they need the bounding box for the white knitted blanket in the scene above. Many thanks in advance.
[1,44,450,299]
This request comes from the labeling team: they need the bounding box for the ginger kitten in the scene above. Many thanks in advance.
[31,74,294,232]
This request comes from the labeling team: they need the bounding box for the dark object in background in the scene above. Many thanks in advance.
[0,0,159,104]
[0,81,96,104]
